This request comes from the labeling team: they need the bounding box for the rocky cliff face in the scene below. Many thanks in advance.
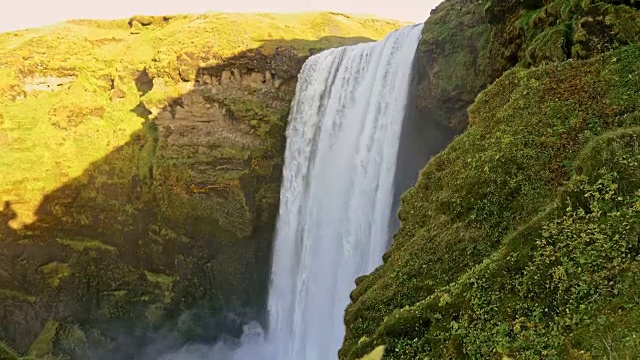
[0,47,301,360]
[414,0,640,133]
[342,1,640,359]
[0,13,402,359]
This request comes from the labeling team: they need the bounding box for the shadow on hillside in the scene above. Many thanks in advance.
[391,56,457,234]
[0,201,17,239]
[0,35,379,358]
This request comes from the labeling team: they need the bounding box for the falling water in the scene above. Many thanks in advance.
[162,23,424,360]
[266,24,424,360]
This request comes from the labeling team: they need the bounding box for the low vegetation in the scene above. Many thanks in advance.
[0,12,402,358]
[343,21,640,360]
[0,12,401,226]
[415,0,640,131]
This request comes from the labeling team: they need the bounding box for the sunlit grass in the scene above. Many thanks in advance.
[0,12,403,227]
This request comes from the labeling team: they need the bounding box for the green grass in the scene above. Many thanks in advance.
[0,290,36,304]
[416,0,640,131]
[341,44,640,359]
[0,341,18,360]
[27,321,58,358]
[359,346,385,360]
[0,12,402,228]
[38,262,70,288]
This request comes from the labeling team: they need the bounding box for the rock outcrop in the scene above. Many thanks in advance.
[415,0,640,133]
[23,76,76,93]
[0,13,402,359]
[0,48,299,358]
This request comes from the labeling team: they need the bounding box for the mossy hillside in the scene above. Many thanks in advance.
[0,341,37,360]
[341,45,640,359]
[415,0,494,133]
[0,341,18,360]
[359,127,640,359]
[416,0,640,131]
[27,320,58,358]
[0,13,404,357]
[0,12,402,227]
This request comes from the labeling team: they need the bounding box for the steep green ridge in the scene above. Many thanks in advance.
[342,1,640,359]
[0,341,19,360]
[0,12,401,227]
[415,0,640,132]
[0,12,403,358]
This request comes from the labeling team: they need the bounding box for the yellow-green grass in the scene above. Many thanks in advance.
[0,12,403,227]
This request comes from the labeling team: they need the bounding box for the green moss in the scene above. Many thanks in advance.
[0,290,36,304]
[145,271,177,304]
[525,23,569,65]
[154,174,254,239]
[516,1,640,63]
[28,320,59,358]
[0,341,18,360]
[342,45,640,359]
[53,324,87,359]
[57,237,117,252]
[38,262,70,288]
[417,0,640,132]
[144,270,176,285]
[415,0,494,131]
[0,12,401,228]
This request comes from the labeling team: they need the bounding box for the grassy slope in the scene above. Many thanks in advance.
[0,341,18,360]
[342,1,640,359]
[0,12,404,358]
[0,12,402,227]
[345,43,640,360]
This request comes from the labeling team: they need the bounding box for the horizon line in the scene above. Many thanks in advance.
[0,10,424,34]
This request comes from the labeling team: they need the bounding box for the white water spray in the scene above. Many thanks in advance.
[266,24,423,359]
[163,23,423,360]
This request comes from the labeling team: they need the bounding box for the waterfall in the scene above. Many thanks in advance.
[266,24,424,360]
[161,23,423,360]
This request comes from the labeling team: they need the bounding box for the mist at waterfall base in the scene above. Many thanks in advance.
[162,24,424,360]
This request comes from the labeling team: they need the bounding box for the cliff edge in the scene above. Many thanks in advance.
[0,13,402,359]
[343,1,640,359]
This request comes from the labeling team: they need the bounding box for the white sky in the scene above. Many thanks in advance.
[0,0,443,33]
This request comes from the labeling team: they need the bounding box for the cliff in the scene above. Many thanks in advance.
[342,1,640,359]
[0,13,403,359]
